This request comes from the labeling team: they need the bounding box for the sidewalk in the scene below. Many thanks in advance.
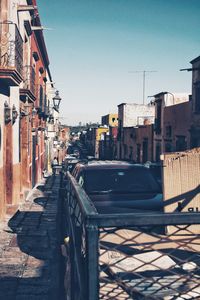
[0,175,65,300]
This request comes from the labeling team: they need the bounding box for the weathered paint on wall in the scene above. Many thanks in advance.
[0,166,5,218]
[153,92,190,161]
[118,103,155,128]
[163,148,200,233]
[10,86,20,164]
[12,163,21,205]
[121,125,153,163]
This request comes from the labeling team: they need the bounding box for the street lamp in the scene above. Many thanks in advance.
[53,90,61,112]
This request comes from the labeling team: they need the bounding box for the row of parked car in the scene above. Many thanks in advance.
[63,155,163,214]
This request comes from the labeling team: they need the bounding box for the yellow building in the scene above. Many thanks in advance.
[96,127,109,141]
[94,127,109,158]
[101,114,118,127]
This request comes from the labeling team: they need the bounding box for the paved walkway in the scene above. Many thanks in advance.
[0,175,65,300]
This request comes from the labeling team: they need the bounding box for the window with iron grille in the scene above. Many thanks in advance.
[44,94,47,113]
[39,85,43,109]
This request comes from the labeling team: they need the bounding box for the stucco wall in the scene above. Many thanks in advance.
[101,114,118,127]
[0,93,8,169]
[118,103,155,128]
[122,125,153,162]
[10,86,20,164]
[163,101,191,152]
[164,93,189,107]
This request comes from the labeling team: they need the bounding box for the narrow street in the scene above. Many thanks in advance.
[0,0,200,299]
[0,174,65,300]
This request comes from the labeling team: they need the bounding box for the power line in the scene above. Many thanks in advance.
[129,70,157,104]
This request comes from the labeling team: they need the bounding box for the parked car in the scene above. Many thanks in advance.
[72,160,163,214]
[144,161,162,186]
[63,156,81,174]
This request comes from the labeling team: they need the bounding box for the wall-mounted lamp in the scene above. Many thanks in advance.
[48,114,54,124]
[20,102,37,119]
[12,104,18,124]
[20,109,28,118]
[4,101,11,124]
[53,90,61,112]
[32,107,37,117]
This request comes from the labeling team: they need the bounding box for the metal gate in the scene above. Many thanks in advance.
[63,171,200,300]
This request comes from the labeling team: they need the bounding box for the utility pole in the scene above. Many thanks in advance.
[129,70,157,104]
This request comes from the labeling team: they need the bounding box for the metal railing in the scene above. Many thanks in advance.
[0,22,23,76]
[23,65,36,95]
[63,171,200,300]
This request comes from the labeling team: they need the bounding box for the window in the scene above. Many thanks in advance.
[194,82,200,113]
[39,85,43,109]
[176,136,187,151]
[155,100,162,134]
[124,144,128,156]
[129,146,133,160]
[142,138,148,163]
[155,143,161,162]
[136,144,141,163]
[165,143,172,152]
[165,125,172,138]
[84,168,160,193]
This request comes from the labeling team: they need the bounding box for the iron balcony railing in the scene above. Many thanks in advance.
[0,22,23,76]
[62,171,200,300]
[23,65,36,96]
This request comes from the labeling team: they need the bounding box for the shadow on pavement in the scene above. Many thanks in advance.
[0,176,66,300]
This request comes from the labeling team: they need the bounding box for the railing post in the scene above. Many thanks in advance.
[86,224,99,300]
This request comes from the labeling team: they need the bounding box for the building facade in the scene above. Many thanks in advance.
[153,92,190,161]
[190,56,200,147]
[121,125,154,163]
[117,103,155,159]
[0,0,58,219]
[101,113,118,127]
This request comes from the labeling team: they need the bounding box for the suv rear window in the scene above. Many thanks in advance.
[84,168,161,193]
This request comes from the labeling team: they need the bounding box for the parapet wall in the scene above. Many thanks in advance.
[162,148,200,213]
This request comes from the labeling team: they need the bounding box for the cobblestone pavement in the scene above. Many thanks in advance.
[0,175,65,300]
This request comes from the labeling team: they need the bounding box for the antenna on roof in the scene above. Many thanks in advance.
[128,70,157,105]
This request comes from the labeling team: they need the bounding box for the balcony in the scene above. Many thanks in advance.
[20,65,36,102]
[0,22,23,86]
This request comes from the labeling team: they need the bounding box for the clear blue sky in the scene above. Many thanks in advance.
[38,0,200,125]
